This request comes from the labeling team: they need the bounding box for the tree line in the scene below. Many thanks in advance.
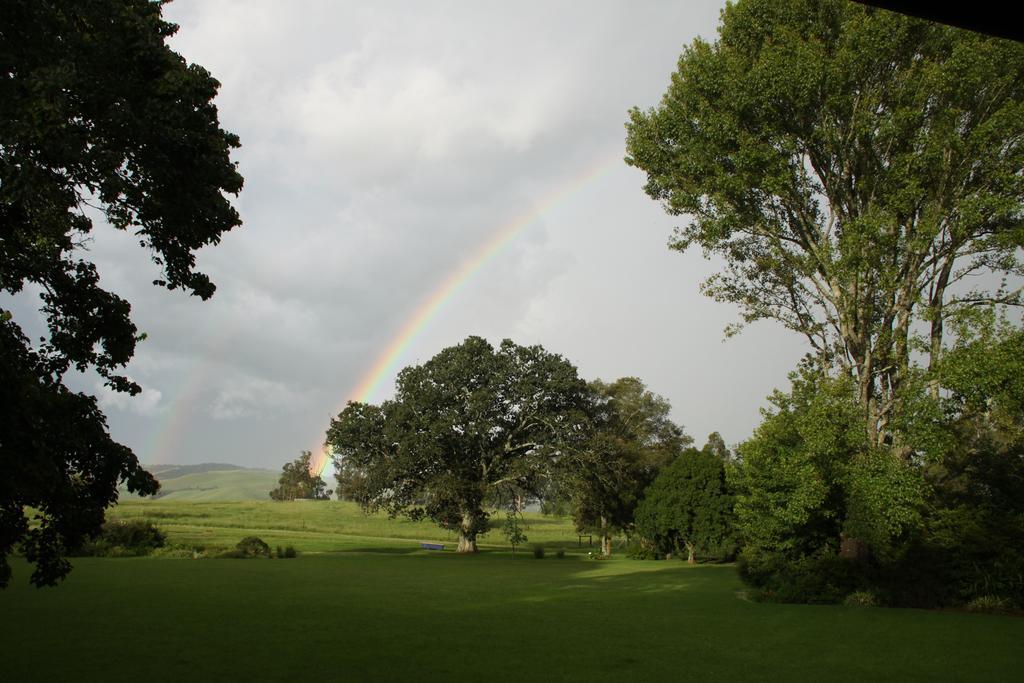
[623,0,1024,608]
[321,0,1024,609]
[323,335,735,562]
[4,0,1022,614]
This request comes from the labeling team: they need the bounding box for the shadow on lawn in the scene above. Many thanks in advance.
[341,546,422,555]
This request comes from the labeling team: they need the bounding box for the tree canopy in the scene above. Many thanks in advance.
[627,0,1024,606]
[561,377,690,556]
[702,432,731,461]
[1,0,242,586]
[326,336,590,553]
[634,448,735,563]
[626,0,1024,447]
[270,451,331,501]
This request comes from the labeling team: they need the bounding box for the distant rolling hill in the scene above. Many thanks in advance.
[121,463,280,502]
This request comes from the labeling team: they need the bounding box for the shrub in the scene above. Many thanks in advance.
[283,545,297,558]
[151,545,202,559]
[235,536,270,558]
[965,595,1015,614]
[77,520,166,557]
[532,545,545,559]
[626,541,663,560]
[555,549,565,559]
[843,591,877,607]
[739,551,863,604]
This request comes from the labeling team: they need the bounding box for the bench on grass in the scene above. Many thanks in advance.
[420,542,445,551]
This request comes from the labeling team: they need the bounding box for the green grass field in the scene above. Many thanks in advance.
[119,464,279,501]
[2,501,1021,681]
[107,499,590,552]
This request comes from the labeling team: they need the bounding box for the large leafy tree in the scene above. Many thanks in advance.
[270,451,331,501]
[634,448,735,564]
[733,323,1024,606]
[626,0,1024,447]
[1,0,243,586]
[326,336,590,553]
[911,321,1024,606]
[563,377,689,556]
[733,367,923,565]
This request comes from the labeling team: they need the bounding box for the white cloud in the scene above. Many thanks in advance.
[286,44,563,186]
[94,380,164,418]
[210,376,307,420]
[65,0,802,468]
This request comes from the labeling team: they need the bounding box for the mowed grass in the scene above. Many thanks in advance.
[2,502,1022,681]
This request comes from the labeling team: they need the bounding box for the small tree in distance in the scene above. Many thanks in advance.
[702,432,731,461]
[502,510,528,555]
[270,451,331,501]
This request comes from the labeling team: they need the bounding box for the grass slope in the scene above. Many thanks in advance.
[147,463,246,478]
[2,501,1020,681]
[121,466,279,502]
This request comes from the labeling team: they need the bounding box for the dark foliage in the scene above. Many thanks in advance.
[1,0,242,586]
[75,519,166,558]
[739,551,863,604]
[562,377,690,556]
[328,336,590,553]
[234,536,270,558]
[634,449,736,563]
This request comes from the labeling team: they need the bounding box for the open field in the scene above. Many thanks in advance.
[2,501,1022,681]
[119,465,279,502]
[107,499,595,552]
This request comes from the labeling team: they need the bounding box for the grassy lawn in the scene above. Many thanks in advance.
[2,502,1021,681]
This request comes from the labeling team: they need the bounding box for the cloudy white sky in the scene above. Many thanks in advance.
[25,0,810,470]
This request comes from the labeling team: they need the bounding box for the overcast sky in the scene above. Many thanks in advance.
[23,0,810,470]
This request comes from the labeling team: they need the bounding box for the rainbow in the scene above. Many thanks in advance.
[309,152,622,477]
[142,322,234,467]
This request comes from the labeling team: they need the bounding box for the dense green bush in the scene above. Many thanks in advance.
[532,545,545,559]
[77,520,166,557]
[634,449,735,563]
[273,545,298,559]
[234,536,270,558]
[739,551,863,604]
[625,541,663,560]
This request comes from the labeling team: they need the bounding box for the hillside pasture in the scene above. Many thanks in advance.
[108,499,592,553]
[119,466,279,502]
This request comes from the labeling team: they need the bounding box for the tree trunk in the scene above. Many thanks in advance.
[927,257,954,401]
[839,533,869,564]
[457,511,478,553]
[685,541,696,565]
[600,515,612,557]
